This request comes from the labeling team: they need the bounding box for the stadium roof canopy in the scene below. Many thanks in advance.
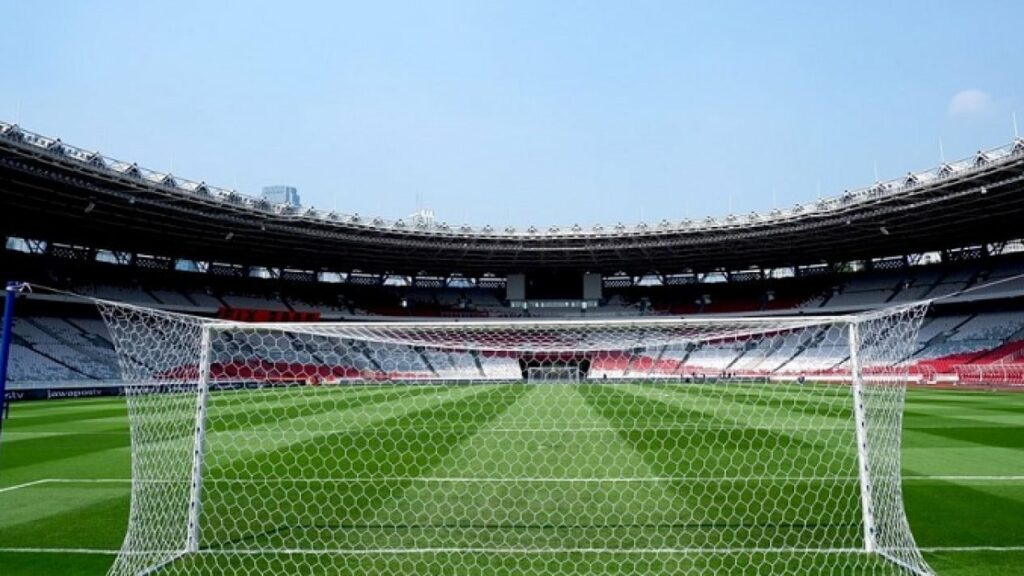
[3,120,1024,277]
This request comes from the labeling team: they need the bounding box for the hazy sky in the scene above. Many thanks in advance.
[2,1,1022,227]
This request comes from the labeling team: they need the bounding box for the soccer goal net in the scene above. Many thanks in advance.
[97,302,933,576]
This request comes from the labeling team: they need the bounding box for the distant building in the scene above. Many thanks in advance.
[261,185,301,207]
[409,209,435,227]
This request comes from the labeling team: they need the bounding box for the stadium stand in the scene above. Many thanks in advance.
[4,122,1024,389]
[9,299,1024,387]
[8,248,1024,387]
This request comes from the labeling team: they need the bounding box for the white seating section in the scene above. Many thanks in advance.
[6,308,1024,384]
[685,345,744,372]
[916,315,969,342]
[9,254,1024,385]
[478,356,521,379]
[10,317,119,383]
[913,341,997,360]
[7,343,80,381]
[948,313,1024,342]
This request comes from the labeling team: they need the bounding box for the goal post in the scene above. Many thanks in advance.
[98,301,934,576]
[848,321,877,554]
[186,324,213,555]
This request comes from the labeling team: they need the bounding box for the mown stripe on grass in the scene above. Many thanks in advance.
[624,383,856,459]
[346,384,691,550]
[642,381,853,423]
[905,477,1024,549]
[0,430,131,473]
[200,383,529,551]
[904,407,1024,430]
[206,385,441,433]
[205,384,402,411]
[0,485,128,549]
[1,423,130,445]
[906,425,1024,450]
[583,383,854,472]
[11,406,128,428]
[201,385,493,467]
[104,385,466,465]
[577,383,863,550]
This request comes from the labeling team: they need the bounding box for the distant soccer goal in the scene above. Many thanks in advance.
[97,303,934,576]
[526,365,582,382]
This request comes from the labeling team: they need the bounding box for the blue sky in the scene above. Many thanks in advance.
[2,1,1021,227]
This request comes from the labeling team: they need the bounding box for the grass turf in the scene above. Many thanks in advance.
[0,384,1022,575]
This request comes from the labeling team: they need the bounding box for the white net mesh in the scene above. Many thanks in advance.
[98,302,933,576]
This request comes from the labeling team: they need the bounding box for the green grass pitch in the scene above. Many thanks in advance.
[1,384,1023,575]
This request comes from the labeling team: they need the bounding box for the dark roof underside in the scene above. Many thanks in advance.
[3,142,1024,276]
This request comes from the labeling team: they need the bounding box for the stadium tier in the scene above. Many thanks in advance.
[6,227,1024,388]
[7,292,1024,388]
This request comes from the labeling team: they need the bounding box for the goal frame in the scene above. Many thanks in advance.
[102,308,933,576]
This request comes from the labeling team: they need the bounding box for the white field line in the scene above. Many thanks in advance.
[189,474,1024,483]
[2,427,861,434]
[3,431,129,435]
[2,545,1024,556]
[3,475,1024,493]
[5,426,127,435]
[6,424,1019,434]
[177,546,1024,554]
[207,547,872,555]
[904,475,1024,481]
[365,425,856,431]
[0,479,51,493]
[3,424,1009,436]
[0,547,119,555]
[919,546,1024,552]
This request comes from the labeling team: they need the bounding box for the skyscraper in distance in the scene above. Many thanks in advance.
[261,185,301,207]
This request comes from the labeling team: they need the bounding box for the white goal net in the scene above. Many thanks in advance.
[97,302,933,576]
